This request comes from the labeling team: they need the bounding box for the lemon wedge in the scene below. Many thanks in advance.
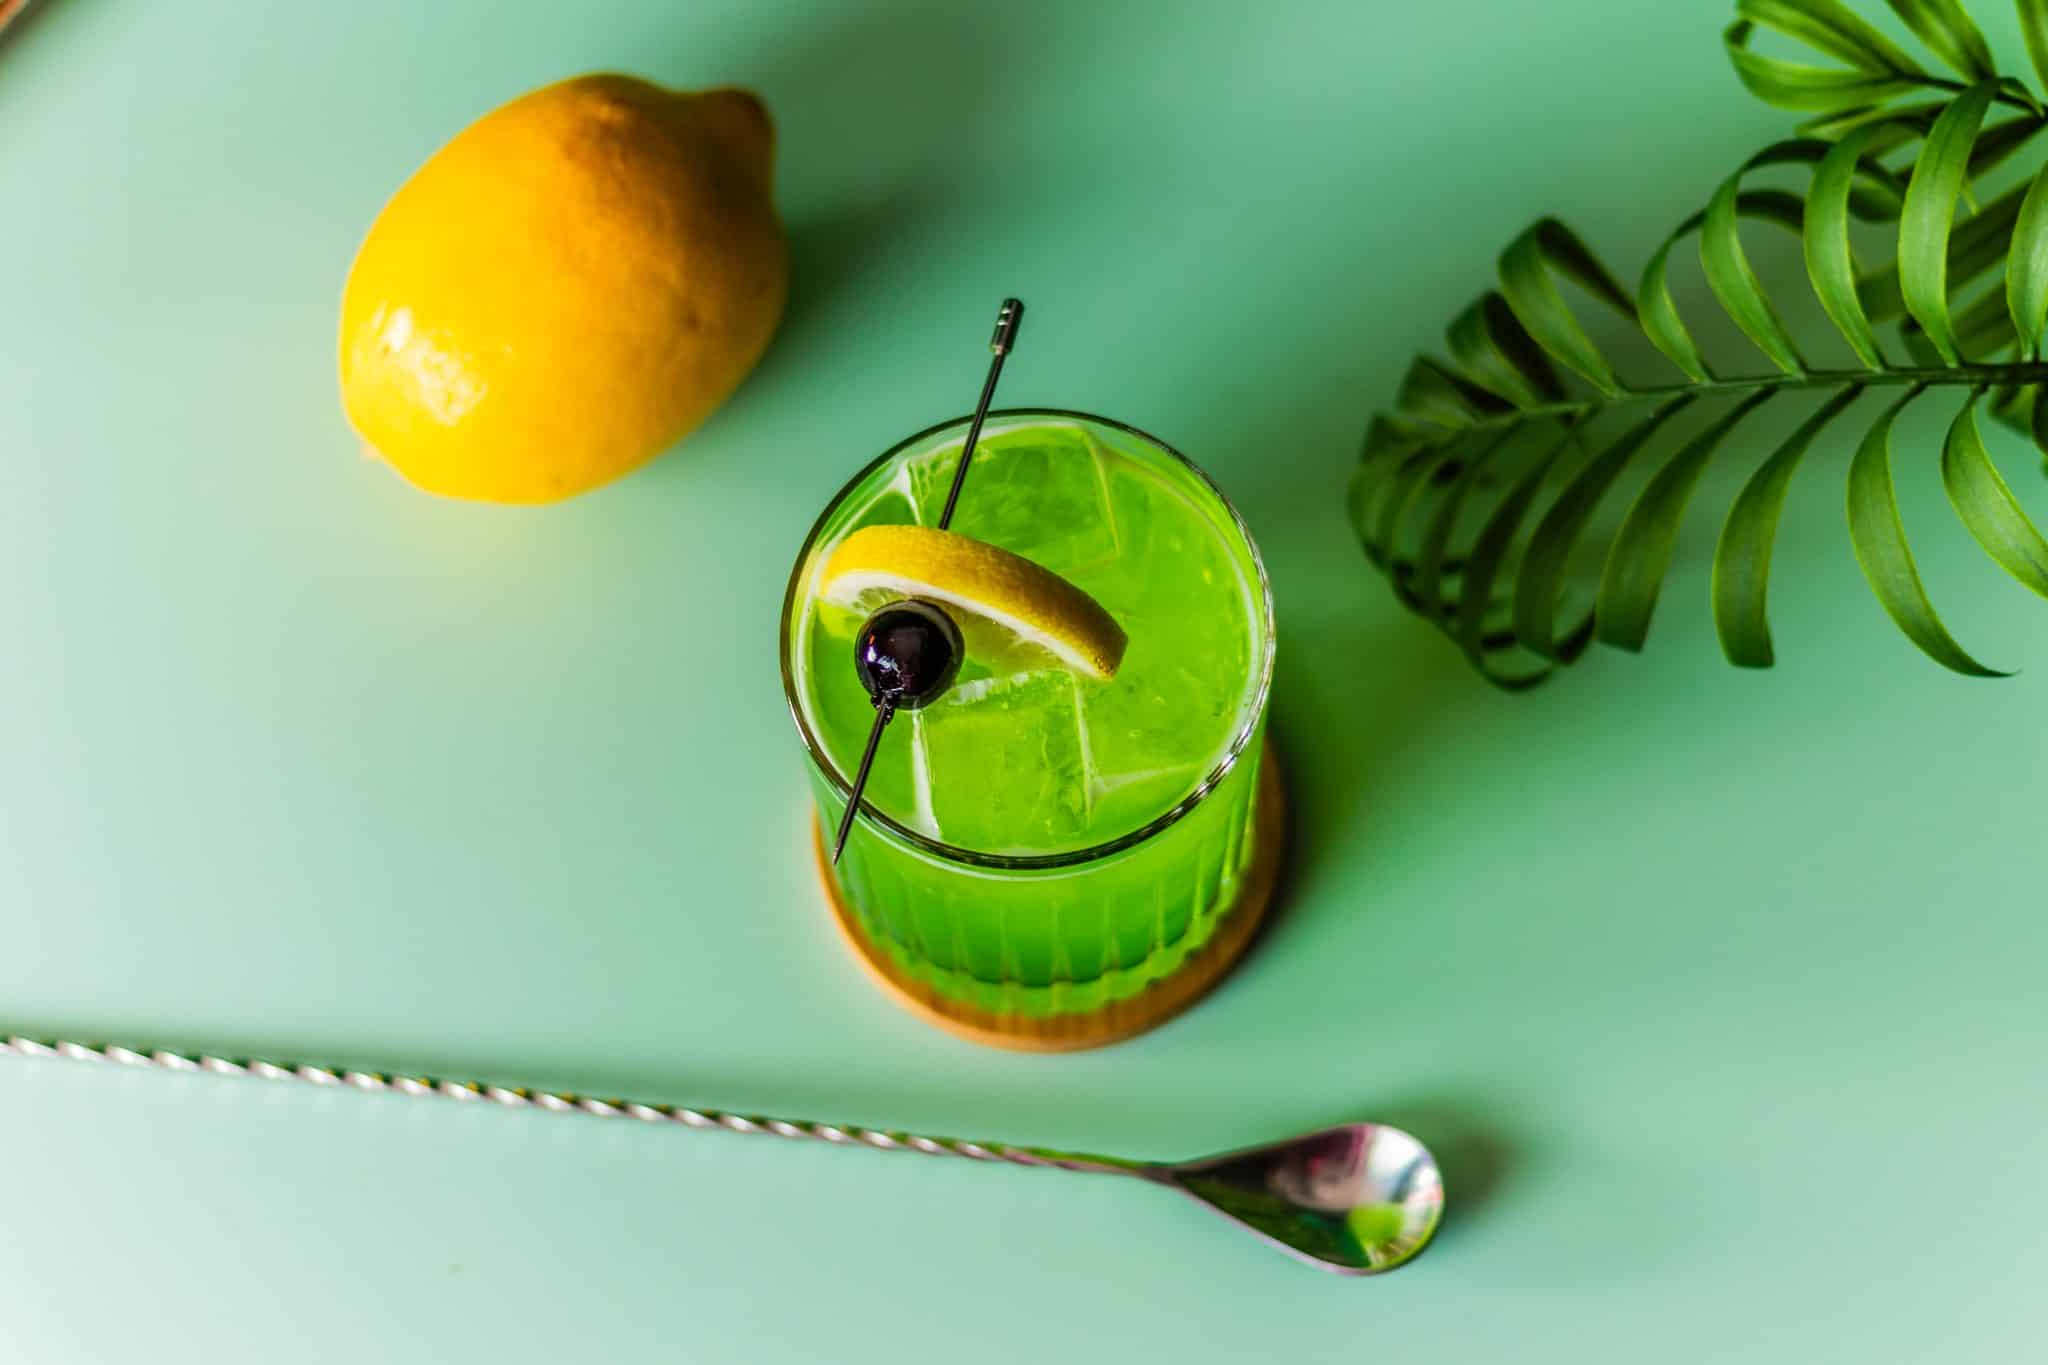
[820,525,1127,681]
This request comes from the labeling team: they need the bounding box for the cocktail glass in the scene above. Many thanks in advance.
[780,410,1279,1049]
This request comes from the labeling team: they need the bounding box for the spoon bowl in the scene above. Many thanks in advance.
[1159,1123,1444,1274]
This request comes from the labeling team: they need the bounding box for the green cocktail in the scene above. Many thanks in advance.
[780,410,1277,1047]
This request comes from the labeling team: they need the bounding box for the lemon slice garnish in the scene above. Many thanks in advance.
[820,525,1128,681]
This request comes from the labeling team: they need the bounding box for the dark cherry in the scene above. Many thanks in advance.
[853,599,964,711]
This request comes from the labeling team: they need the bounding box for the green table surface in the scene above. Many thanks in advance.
[5,0,2046,1359]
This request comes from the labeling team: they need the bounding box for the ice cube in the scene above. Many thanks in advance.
[911,670,1094,852]
[1080,654,1230,832]
[905,423,1120,574]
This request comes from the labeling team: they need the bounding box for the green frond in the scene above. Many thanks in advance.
[1349,0,2048,689]
[2023,0,2048,92]
[1454,436,1579,688]
[1725,21,1922,114]
[1513,401,1695,659]
[1498,220,1636,395]
[1900,81,1999,360]
[1845,386,2010,672]
[1966,111,2048,176]
[1942,392,2048,592]
[1447,294,1563,407]
[1743,0,1927,75]
[1713,388,1865,666]
[1857,175,2026,320]
[1410,431,1515,624]
[1807,129,1892,365]
[1641,187,1808,382]
[1727,0,2043,128]
[2006,160,2048,352]
[1599,392,1778,651]
[1885,0,1996,81]
[1707,160,1813,372]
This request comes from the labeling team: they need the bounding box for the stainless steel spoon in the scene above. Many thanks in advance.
[4,1035,1443,1275]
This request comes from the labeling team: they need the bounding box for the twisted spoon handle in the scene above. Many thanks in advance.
[2,1035,1144,1178]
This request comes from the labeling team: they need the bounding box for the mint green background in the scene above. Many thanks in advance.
[2,0,2044,1359]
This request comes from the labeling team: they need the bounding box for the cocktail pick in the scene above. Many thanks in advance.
[936,296,1023,531]
[3,1034,1444,1275]
[831,297,1024,864]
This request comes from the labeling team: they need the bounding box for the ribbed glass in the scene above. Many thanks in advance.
[780,410,1274,1021]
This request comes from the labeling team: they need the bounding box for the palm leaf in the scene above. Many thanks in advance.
[1351,0,2048,687]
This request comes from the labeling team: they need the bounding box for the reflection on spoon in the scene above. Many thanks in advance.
[1159,1123,1444,1274]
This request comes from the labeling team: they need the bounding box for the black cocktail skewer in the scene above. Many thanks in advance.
[936,297,1023,531]
[831,297,1023,865]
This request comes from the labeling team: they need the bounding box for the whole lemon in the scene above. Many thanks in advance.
[339,75,786,503]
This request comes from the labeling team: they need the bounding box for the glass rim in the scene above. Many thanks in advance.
[778,407,1276,872]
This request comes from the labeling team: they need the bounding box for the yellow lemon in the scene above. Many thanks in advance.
[820,525,1128,681]
[338,74,787,503]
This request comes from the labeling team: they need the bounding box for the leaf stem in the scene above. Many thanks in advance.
[1449,362,2048,432]
[1912,74,2045,119]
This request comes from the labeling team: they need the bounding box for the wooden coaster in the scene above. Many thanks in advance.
[811,739,1285,1052]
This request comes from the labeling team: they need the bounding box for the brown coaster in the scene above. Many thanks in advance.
[811,739,1285,1052]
